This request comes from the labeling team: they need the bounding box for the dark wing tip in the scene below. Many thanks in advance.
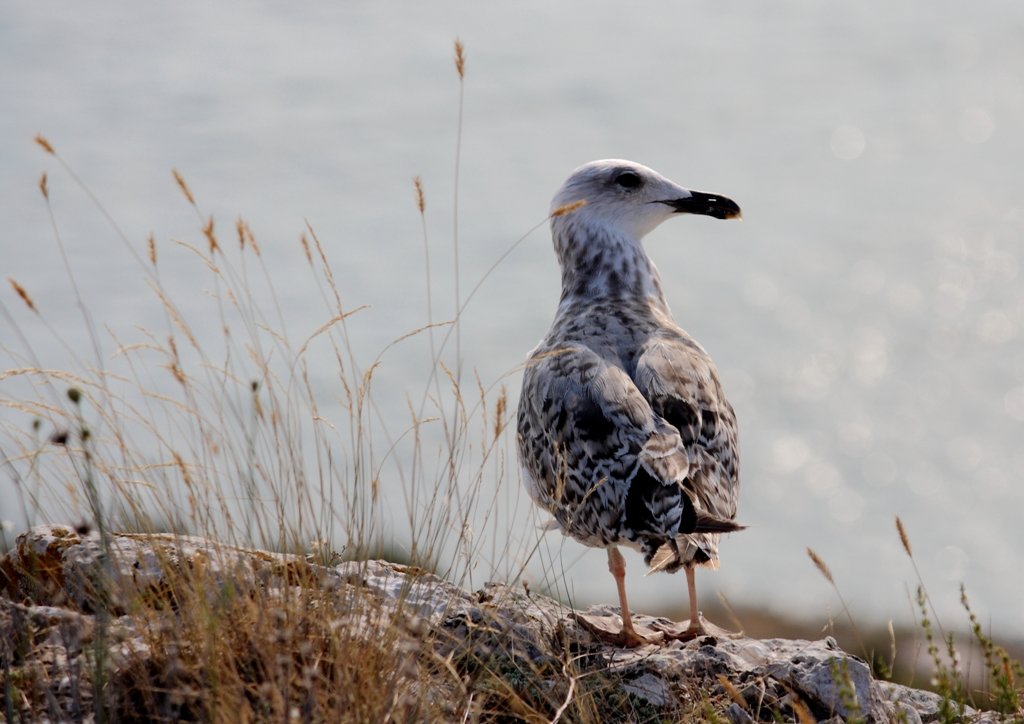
[693,514,745,534]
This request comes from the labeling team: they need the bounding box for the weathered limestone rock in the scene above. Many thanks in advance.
[0,525,1004,722]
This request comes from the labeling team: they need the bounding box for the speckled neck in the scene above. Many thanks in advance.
[552,215,668,313]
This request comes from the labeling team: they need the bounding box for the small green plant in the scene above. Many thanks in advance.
[807,521,1024,720]
[914,583,968,721]
[961,583,1023,715]
[830,658,864,723]
[897,516,1024,719]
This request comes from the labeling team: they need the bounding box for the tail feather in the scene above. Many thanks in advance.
[645,544,678,575]
[645,514,747,576]
[694,514,746,534]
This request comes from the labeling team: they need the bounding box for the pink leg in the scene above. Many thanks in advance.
[606,546,654,647]
[683,565,707,637]
[659,565,709,641]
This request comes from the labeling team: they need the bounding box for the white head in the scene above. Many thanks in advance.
[548,160,740,303]
[551,159,740,241]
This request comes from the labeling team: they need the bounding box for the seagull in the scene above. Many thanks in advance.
[516,159,744,647]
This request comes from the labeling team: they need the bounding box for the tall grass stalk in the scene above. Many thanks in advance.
[0,51,567,717]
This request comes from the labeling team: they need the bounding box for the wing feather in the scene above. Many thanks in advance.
[517,342,691,547]
[634,333,740,522]
[517,327,740,568]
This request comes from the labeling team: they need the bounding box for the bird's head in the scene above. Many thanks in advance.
[551,159,741,241]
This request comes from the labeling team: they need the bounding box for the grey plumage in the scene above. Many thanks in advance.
[516,159,743,644]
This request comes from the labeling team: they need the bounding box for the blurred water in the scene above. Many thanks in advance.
[2,1,1023,636]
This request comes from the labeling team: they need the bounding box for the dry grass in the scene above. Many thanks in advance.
[0,43,566,720]
[103,563,457,721]
[0,41,659,721]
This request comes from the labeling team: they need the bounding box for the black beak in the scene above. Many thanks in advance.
[660,191,741,220]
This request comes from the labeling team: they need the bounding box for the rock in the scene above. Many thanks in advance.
[621,672,671,707]
[0,525,1003,722]
[727,701,756,724]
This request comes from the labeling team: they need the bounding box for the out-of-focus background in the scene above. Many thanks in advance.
[2,2,1023,638]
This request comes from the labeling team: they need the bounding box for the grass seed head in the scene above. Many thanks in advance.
[34,134,55,155]
[896,515,912,557]
[413,176,426,214]
[202,216,219,254]
[494,386,507,439]
[551,199,587,218]
[236,217,260,255]
[716,674,746,710]
[172,168,196,206]
[8,277,37,312]
[806,547,834,585]
[454,39,465,79]
[790,696,816,724]
[39,172,49,199]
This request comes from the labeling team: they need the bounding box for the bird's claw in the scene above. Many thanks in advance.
[570,613,663,648]
[652,615,742,643]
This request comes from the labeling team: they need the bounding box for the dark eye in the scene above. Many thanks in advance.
[614,171,643,189]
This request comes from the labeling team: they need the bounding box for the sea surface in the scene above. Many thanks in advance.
[2,2,1023,637]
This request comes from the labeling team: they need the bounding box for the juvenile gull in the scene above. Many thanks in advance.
[517,159,744,647]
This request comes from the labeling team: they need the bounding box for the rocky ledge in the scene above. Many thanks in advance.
[0,526,1002,722]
